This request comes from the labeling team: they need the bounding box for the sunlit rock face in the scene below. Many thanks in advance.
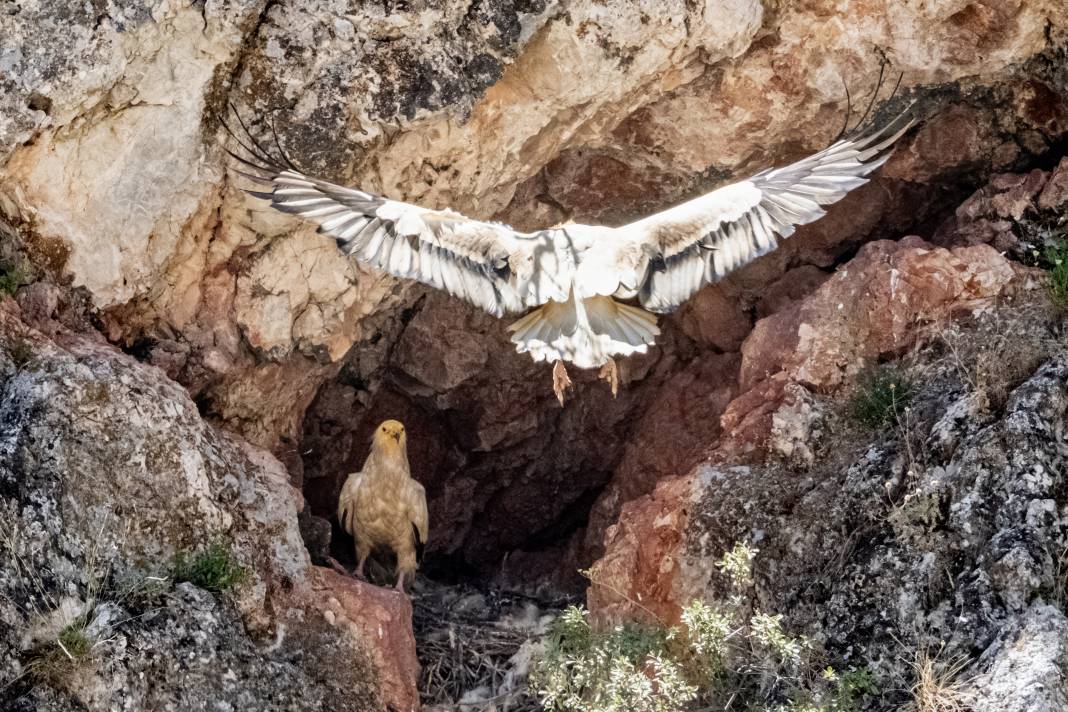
[1,0,1067,600]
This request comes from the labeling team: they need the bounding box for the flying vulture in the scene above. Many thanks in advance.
[225,106,911,404]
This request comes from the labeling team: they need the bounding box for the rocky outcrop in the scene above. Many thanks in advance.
[2,0,1066,520]
[0,299,416,711]
[3,0,1068,707]
[586,239,1067,707]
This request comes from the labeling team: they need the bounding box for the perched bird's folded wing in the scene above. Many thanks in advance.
[337,472,364,536]
[406,481,429,546]
[223,119,569,316]
[626,117,914,313]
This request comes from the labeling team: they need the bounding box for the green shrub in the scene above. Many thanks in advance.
[172,540,248,592]
[534,606,695,712]
[532,543,877,712]
[1046,239,1068,308]
[0,258,27,296]
[56,617,92,661]
[848,368,913,427]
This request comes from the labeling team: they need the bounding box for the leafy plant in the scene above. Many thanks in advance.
[0,257,26,296]
[534,606,695,712]
[1045,238,1068,308]
[533,543,876,712]
[848,368,913,427]
[172,540,248,593]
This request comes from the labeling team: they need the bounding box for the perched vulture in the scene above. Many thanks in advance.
[337,419,428,593]
[225,107,912,404]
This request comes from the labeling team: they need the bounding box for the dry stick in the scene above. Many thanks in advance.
[582,569,669,626]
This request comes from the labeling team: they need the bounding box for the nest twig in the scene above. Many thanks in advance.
[412,582,569,711]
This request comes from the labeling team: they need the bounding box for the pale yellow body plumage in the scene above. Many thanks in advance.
[337,420,428,592]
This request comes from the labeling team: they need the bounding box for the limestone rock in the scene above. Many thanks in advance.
[0,299,417,711]
[973,604,1068,712]
[2,0,1065,461]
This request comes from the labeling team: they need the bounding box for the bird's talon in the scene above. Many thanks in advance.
[552,360,573,406]
[599,358,619,398]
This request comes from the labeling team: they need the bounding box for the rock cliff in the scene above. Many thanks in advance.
[1,0,1068,709]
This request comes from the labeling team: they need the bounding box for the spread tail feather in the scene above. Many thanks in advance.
[507,295,659,369]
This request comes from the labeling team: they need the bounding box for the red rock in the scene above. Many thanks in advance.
[588,235,1027,629]
[956,170,1049,223]
[755,265,830,319]
[587,474,695,627]
[312,568,421,712]
[584,353,739,559]
[14,282,60,327]
[738,237,1016,396]
[718,374,790,458]
[675,285,751,352]
[883,107,988,183]
[1038,157,1068,211]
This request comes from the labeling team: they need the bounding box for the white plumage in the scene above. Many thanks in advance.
[226,112,911,400]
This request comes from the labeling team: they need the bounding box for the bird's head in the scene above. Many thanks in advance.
[373,419,407,452]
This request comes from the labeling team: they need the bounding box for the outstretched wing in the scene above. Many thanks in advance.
[224,119,572,316]
[405,480,429,547]
[337,471,364,536]
[626,118,913,313]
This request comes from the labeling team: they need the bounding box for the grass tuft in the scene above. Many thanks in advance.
[23,614,95,684]
[848,368,913,427]
[910,648,974,712]
[172,540,248,593]
[56,617,92,661]
[1045,238,1068,308]
[0,258,26,297]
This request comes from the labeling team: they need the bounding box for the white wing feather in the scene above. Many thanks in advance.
[624,118,914,312]
[231,147,568,317]
[337,471,364,536]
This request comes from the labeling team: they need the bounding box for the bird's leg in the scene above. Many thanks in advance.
[552,360,573,407]
[598,357,619,398]
[354,540,370,580]
[394,570,406,594]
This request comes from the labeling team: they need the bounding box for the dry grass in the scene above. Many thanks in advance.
[909,648,975,712]
[931,300,1061,412]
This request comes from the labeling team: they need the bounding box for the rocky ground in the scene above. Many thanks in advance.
[2,0,1068,710]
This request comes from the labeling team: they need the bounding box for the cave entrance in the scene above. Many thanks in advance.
[292,290,658,597]
[292,292,665,707]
